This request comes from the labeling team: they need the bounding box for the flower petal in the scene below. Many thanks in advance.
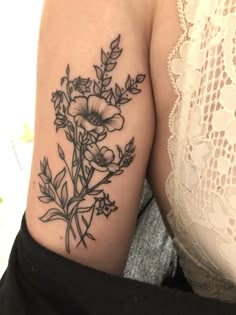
[104,209,111,217]
[90,161,107,172]
[88,95,107,115]
[104,114,124,132]
[68,97,88,117]
[101,147,114,163]
[101,105,121,120]
[87,144,100,159]
[80,118,98,132]
[84,150,94,161]
[107,163,120,173]
[109,205,117,212]
[94,125,105,134]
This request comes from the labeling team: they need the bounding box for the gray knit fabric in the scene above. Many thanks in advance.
[124,181,177,285]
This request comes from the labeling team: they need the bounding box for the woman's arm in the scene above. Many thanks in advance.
[25,0,155,275]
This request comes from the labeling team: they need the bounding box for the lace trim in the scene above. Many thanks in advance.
[165,0,236,302]
[166,0,187,177]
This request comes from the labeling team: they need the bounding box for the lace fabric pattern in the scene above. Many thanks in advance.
[166,0,236,302]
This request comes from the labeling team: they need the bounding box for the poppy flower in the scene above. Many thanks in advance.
[68,95,124,133]
[85,144,119,173]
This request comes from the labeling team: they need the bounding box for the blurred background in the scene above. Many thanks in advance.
[0,1,44,277]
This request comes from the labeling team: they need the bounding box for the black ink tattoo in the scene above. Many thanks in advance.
[38,35,146,253]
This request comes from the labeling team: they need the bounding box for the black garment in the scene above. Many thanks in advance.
[0,216,235,315]
[162,262,193,292]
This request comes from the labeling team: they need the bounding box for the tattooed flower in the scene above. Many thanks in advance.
[96,193,117,217]
[67,95,124,133]
[51,91,64,110]
[73,77,92,94]
[85,144,119,172]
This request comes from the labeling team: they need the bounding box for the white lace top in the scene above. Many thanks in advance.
[166,0,236,302]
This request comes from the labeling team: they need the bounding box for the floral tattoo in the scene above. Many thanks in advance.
[38,35,146,253]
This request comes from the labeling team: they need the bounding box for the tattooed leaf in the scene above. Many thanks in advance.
[58,144,65,160]
[66,64,70,77]
[125,138,134,152]
[125,75,132,89]
[61,182,68,207]
[106,62,117,72]
[65,131,73,142]
[106,90,114,103]
[79,133,83,144]
[40,161,44,173]
[53,168,66,190]
[90,132,97,143]
[39,184,46,195]
[110,93,116,106]
[39,208,66,222]
[118,98,131,105]
[94,66,103,80]
[115,170,124,175]
[103,180,111,184]
[110,35,120,50]
[115,84,122,97]
[103,77,112,87]
[85,166,90,175]
[79,175,87,187]
[130,146,136,154]
[48,186,56,200]
[130,87,141,94]
[136,74,146,83]
[93,82,101,95]
[101,49,108,64]
[86,233,96,241]
[38,196,52,203]
[72,159,78,167]
[111,49,122,60]
[76,207,91,214]
[45,163,52,182]
[43,157,48,167]
[82,216,89,228]
[102,90,111,99]
[39,173,50,184]
[88,190,103,196]
[67,197,84,214]
[61,76,67,86]
[68,123,74,132]
[117,145,123,159]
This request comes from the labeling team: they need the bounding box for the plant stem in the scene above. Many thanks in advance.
[75,215,87,248]
[50,183,63,208]
[64,159,74,184]
[99,46,117,94]
[85,173,113,196]
[116,79,138,104]
[86,168,95,188]
[81,144,86,184]
[72,128,78,195]
[76,204,95,248]
[65,212,74,253]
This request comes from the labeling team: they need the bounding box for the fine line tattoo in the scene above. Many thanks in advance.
[38,35,146,253]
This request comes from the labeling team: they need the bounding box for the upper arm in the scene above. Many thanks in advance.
[26,0,155,274]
